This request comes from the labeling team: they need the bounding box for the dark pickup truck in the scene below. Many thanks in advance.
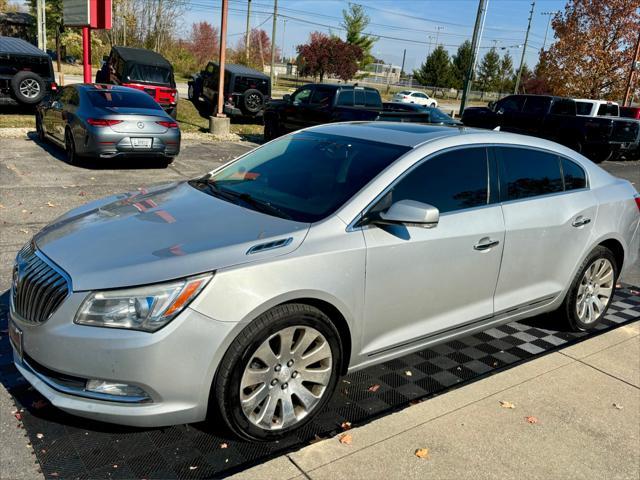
[263,84,454,140]
[461,94,638,163]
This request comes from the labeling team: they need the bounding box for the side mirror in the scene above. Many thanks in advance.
[283,94,291,102]
[375,200,439,228]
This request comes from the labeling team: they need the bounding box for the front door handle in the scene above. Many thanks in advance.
[572,216,591,228]
[474,237,500,251]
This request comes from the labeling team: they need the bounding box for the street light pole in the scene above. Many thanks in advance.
[270,0,278,86]
[514,1,536,94]
[460,0,489,116]
[245,0,251,63]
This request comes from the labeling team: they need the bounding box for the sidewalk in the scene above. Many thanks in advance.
[231,321,640,480]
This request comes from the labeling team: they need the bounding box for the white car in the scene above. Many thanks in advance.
[574,99,620,117]
[392,90,437,108]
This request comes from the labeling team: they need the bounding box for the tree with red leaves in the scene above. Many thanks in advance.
[187,22,219,66]
[297,32,363,82]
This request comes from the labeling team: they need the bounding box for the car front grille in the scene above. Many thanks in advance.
[11,242,70,324]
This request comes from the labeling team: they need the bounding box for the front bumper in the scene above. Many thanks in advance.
[10,296,236,427]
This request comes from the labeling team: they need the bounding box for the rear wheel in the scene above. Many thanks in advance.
[559,246,617,331]
[214,304,341,441]
[65,128,79,165]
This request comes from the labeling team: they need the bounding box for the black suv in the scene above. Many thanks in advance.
[0,36,57,106]
[188,62,270,118]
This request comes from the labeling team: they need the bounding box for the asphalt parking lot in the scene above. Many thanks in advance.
[0,134,638,479]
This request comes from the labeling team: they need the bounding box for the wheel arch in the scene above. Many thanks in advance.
[598,237,625,273]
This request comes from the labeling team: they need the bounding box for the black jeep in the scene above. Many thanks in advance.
[188,62,270,118]
[0,36,57,106]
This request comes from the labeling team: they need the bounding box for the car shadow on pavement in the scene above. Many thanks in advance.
[25,132,173,170]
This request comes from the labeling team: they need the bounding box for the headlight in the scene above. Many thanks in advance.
[75,274,212,332]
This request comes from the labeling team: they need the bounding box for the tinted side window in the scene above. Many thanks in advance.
[385,148,489,214]
[522,96,550,114]
[310,87,334,106]
[365,90,382,108]
[292,87,312,105]
[337,90,354,106]
[354,89,365,106]
[550,100,575,116]
[575,101,593,116]
[497,96,525,113]
[596,103,619,116]
[496,147,563,200]
[561,157,587,190]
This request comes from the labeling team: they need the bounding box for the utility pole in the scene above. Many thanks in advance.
[282,18,286,62]
[514,1,536,94]
[216,0,229,118]
[624,30,640,106]
[540,11,558,51]
[427,35,434,57]
[245,0,251,63]
[36,0,47,51]
[400,48,406,79]
[270,0,278,86]
[435,26,444,47]
[459,0,488,115]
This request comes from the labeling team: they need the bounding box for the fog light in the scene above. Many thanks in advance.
[85,379,148,398]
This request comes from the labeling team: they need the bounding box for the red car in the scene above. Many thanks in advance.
[96,46,178,118]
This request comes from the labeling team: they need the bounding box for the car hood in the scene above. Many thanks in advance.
[34,182,310,291]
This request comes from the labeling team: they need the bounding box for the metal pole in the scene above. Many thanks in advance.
[270,0,278,87]
[435,26,443,47]
[36,0,43,50]
[460,0,488,115]
[624,30,640,106]
[41,0,47,51]
[514,1,536,94]
[245,0,251,63]
[216,0,229,117]
[82,26,92,83]
[400,48,406,78]
[282,18,286,62]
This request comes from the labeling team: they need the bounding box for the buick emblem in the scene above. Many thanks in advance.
[137,122,145,129]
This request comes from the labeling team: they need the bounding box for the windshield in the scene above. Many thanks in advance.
[87,91,163,110]
[192,132,411,223]
[126,63,173,85]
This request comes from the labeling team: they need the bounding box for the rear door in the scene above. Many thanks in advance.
[492,146,597,313]
[202,62,219,102]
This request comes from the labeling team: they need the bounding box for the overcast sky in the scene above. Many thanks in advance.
[183,0,567,71]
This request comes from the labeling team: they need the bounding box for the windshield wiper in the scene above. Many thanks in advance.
[191,178,292,220]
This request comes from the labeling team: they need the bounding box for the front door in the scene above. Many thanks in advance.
[282,86,314,133]
[361,147,505,356]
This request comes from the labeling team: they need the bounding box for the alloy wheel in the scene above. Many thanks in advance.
[576,258,614,324]
[65,131,76,164]
[240,325,333,431]
[246,93,261,110]
[19,78,41,99]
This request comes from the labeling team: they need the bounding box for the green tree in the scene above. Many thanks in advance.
[341,4,376,68]
[497,51,514,94]
[413,45,452,87]
[476,47,500,91]
[514,63,532,93]
[451,40,473,89]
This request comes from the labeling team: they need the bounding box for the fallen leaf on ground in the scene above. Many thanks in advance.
[341,421,352,431]
[525,416,539,424]
[21,209,28,213]
[14,412,22,421]
[368,384,381,393]
[219,442,228,449]
[414,448,430,459]
[36,433,44,439]
[19,229,29,234]
[0,204,4,208]
[405,370,413,376]
[78,191,87,197]
[613,403,623,410]
[338,433,353,445]
[46,202,56,208]
[189,466,198,470]
[499,400,516,409]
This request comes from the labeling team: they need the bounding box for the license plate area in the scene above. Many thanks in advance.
[131,137,152,149]
[9,321,23,359]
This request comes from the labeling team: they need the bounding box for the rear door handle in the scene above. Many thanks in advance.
[474,238,500,251]
[572,216,591,227]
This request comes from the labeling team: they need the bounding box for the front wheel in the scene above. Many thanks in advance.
[65,128,79,165]
[214,304,342,441]
[559,246,618,331]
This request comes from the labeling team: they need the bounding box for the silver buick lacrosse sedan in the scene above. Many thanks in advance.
[9,122,640,441]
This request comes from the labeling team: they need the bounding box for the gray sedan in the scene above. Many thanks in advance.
[9,123,640,442]
[35,84,180,166]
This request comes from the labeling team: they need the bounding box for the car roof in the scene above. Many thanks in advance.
[209,62,269,79]
[74,84,148,94]
[112,46,172,68]
[0,36,49,58]
[574,98,618,105]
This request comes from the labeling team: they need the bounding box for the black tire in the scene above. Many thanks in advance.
[240,89,264,115]
[213,303,342,441]
[559,246,618,331]
[187,83,194,101]
[11,71,46,105]
[35,113,45,142]
[65,128,79,165]
[263,115,280,141]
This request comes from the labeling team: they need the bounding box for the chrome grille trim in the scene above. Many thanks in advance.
[11,242,71,324]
